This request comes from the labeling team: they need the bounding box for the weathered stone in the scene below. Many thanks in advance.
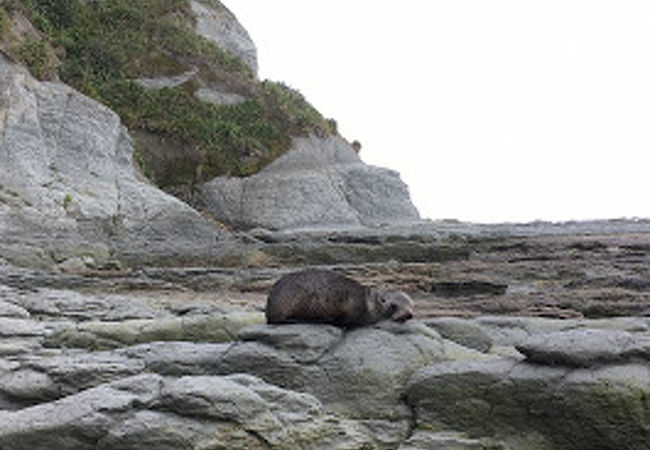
[199,134,421,230]
[8,287,169,322]
[238,324,344,363]
[48,312,265,349]
[0,369,56,404]
[264,239,470,265]
[117,341,231,376]
[0,300,29,318]
[0,318,47,337]
[0,54,232,269]
[0,339,39,357]
[190,0,258,75]
[517,328,650,367]
[219,321,482,424]
[425,317,493,352]
[1,351,144,404]
[474,316,571,347]
[134,68,198,90]
[0,273,649,450]
[194,87,246,105]
[407,358,650,450]
[398,431,508,450]
[0,373,380,450]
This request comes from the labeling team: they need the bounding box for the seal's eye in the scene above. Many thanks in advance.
[388,304,397,313]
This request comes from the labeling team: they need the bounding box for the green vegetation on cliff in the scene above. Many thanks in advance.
[0,0,335,186]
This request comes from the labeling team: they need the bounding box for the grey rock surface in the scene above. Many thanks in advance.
[517,328,650,367]
[425,317,493,352]
[134,67,198,90]
[398,431,507,450]
[1,272,649,449]
[0,373,378,450]
[118,341,231,376]
[407,356,650,450]
[217,322,483,423]
[1,350,145,406]
[49,311,264,349]
[194,87,246,105]
[0,300,29,318]
[0,54,239,269]
[191,0,258,75]
[199,134,422,230]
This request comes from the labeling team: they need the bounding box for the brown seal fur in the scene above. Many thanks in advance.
[266,269,414,327]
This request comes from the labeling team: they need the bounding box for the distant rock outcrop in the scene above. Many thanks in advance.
[198,134,422,230]
[0,55,234,269]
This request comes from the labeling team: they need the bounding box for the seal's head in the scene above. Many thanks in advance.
[369,289,415,323]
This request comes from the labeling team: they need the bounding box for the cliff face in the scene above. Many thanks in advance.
[0,0,422,268]
[0,54,228,269]
[0,0,336,187]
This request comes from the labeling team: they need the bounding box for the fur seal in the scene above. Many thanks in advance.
[266,269,415,327]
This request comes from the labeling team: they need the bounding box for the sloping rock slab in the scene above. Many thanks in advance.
[0,373,378,450]
[407,358,650,450]
[217,322,485,422]
[516,328,650,367]
[48,312,264,349]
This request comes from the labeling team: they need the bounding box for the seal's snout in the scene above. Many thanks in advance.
[393,309,414,322]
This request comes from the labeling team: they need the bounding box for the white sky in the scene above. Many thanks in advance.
[224,1,650,223]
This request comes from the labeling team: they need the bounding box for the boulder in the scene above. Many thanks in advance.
[516,328,650,367]
[217,322,485,423]
[0,373,378,450]
[0,350,145,406]
[407,354,650,450]
[194,87,246,105]
[198,134,421,230]
[118,341,232,376]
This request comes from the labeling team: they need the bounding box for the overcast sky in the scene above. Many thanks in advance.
[225,1,650,223]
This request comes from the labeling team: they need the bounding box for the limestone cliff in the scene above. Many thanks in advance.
[0,54,230,269]
[0,0,422,268]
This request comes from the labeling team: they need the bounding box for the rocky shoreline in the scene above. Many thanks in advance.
[0,255,648,449]
[6,217,650,318]
[1,220,649,449]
